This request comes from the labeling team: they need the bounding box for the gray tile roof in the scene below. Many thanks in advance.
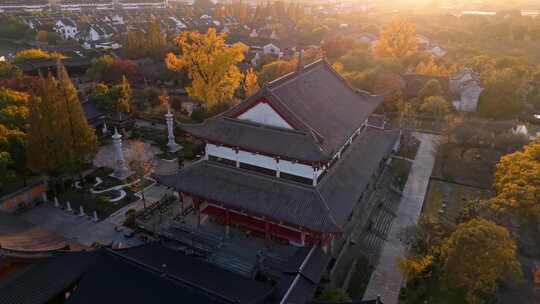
[265,60,384,156]
[180,117,327,162]
[154,160,340,232]
[0,244,273,304]
[0,251,99,304]
[155,128,399,233]
[182,60,384,163]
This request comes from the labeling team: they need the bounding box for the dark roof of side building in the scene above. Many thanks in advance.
[0,244,274,304]
[154,128,399,233]
[181,60,384,163]
[276,246,331,304]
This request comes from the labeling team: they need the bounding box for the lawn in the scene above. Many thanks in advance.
[423,179,492,225]
[433,143,501,189]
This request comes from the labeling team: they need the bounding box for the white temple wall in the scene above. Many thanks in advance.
[237,103,293,129]
[206,143,316,180]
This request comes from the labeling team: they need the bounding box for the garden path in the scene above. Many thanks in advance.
[363,133,439,304]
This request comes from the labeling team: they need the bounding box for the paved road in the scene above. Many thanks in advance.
[363,133,438,304]
[20,204,142,248]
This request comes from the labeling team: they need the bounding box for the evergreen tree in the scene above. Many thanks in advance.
[116,75,132,120]
[147,17,167,59]
[27,74,68,175]
[27,64,96,179]
[56,62,97,174]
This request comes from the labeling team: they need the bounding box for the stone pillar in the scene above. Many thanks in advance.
[79,205,85,216]
[165,106,180,152]
[66,201,72,212]
[41,192,48,203]
[54,197,59,208]
[111,128,133,180]
[102,123,108,134]
[93,211,99,222]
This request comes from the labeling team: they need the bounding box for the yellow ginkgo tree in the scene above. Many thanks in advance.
[165,28,246,107]
[491,139,540,221]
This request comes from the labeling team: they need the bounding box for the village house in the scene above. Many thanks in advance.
[54,18,79,40]
[154,58,400,251]
[450,67,484,112]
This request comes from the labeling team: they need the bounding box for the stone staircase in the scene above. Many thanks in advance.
[359,191,401,264]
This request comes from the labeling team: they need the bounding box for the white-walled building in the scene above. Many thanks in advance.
[154,59,399,249]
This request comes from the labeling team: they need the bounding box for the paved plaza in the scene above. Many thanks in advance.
[20,204,142,248]
[363,133,439,304]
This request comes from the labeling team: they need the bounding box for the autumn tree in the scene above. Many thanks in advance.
[490,140,540,221]
[0,151,15,190]
[375,19,418,59]
[418,79,444,101]
[27,65,97,179]
[258,60,296,84]
[89,76,131,119]
[243,68,259,97]
[0,62,22,80]
[14,48,65,62]
[147,16,167,59]
[415,57,457,77]
[56,62,97,174]
[0,124,26,181]
[321,36,360,61]
[86,55,114,81]
[440,219,521,303]
[478,68,524,119]
[86,55,140,83]
[0,88,29,130]
[166,28,245,106]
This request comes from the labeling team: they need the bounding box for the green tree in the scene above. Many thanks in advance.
[0,151,15,190]
[478,68,524,119]
[0,62,22,80]
[89,77,131,119]
[86,55,114,82]
[317,288,351,302]
[418,79,444,101]
[440,219,522,303]
[419,96,451,118]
